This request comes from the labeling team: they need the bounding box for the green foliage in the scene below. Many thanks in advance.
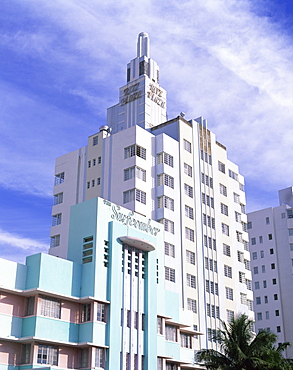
[196,314,292,370]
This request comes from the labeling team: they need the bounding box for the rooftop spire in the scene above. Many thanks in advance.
[137,32,150,58]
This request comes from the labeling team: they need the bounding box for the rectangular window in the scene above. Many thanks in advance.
[25,296,35,316]
[227,310,234,323]
[262,265,266,273]
[246,279,252,290]
[263,280,267,288]
[222,223,229,236]
[88,160,91,168]
[81,303,91,322]
[253,266,259,274]
[97,303,106,322]
[157,173,174,188]
[95,348,105,369]
[234,192,240,203]
[93,158,96,166]
[92,179,95,187]
[224,265,232,278]
[180,333,193,348]
[157,152,174,167]
[165,325,177,341]
[21,344,31,364]
[255,281,260,289]
[53,192,63,205]
[184,183,193,198]
[159,219,174,234]
[251,237,256,245]
[98,156,101,164]
[41,297,61,319]
[268,233,273,240]
[50,235,60,248]
[185,227,194,242]
[239,271,246,283]
[52,213,62,226]
[187,274,196,288]
[183,139,192,153]
[229,169,238,181]
[257,312,262,321]
[37,345,58,365]
[225,287,233,300]
[220,183,227,196]
[54,172,64,185]
[185,205,194,219]
[221,203,228,216]
[184,163,192,177]
[123,189,146,204]
[186,250,195,264]
[266,217,270,224]
[271,263,275,270]
[165,242,175,257]
[124,166,146,181]
[247,221,252,229]
[187,298,196,313]
[93,136,98,146]
[158,195,174,211]
[218,161,225,173]
[223,243,231,256]
[237,251,244,263]
[157,317,163,334]
[80,348,89,368]
[241,293,247,305]
[235,212,241,222]
[124,144,146,159]
[165,267,175,282]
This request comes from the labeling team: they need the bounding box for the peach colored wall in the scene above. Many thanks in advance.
[60,301,80,323]
[0,341,21,365]
[59,346,80,369]
[0,293,25,317]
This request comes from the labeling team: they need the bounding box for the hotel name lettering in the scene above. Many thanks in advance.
[120,82,165,108]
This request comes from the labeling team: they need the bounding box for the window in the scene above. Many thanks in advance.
[235,211,241,222]
[97,303,106,322]
[158,196,174,211]
[255,281,260,289]
[265,217,270,225]
[52,213,61,226]
[256,297,261,305]
[185,205,194,219]
[268,233,273,240]
[88,160,91,168]
[165,267,175,282]
[274,294,278,300]
[157,173,174,188]
[265,311,270,320]
[124,144,146,159]
[53,192,63,205]
[257,312,262,321]
[95,348,105,368]
[223,244,231,256]
[92,179,95,187]
[224,265,232,278]
[275,310,280,316]
[277,326,281,333]
[50,235,60,248]
[183,139,192,153]
[184,183,193,198]
[157,152,174,167]
[187,274,196,288]
[124,166,146,181]
[21,344,31,364]
[218,161,225,173]
[227,310,234,323]
[229,169,238,181]
[239,271,246,283]
[97,177,101,185]
[225,287,233,300]
[25,297,35,316]
[186,250,195,264]
[272,278,277,285]
[185,227,194,241]
[123,189,146,204]
[93,136,98,146]
[239,183,244,191]
[87,181,90,189]
[246,279,252,290]
[251,237,256,245]
[165,325,177,341]
[41,297,61,319]
[262,265,266,273]
[238,252,244,264]
[221,203,228,216]
[187,298,197,313]
[263,280,267,288]
[157,317,163,334]
[222,223,229,236]
[220,183,227,196]
[253,266,259,275]
[159,219,174,234]
[98,156,101,164]
[271,263,275,270]
[180,333,193,348]
[54,172,64,185]
[290,243,293,251]
[80,348,89,368]
[233,192,240,203]
[81,303,91,322]
[93,158,96,166]
[165,242,175,257]
[247,221,252,229]
[37,345,58,365]
[184,163,192,177]
[252,252,257,260]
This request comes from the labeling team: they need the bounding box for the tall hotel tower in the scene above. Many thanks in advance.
[3,32,253,369]
[247,187,293,359]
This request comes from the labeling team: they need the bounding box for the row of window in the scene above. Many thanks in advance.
[207,304,219,318]
[247,216,271,229]
[254,278,278,289]
[253,263,276,274]
[123,189,146,204]
[203,214,215,229]
[204,235,217,250]
[205,257,218,272]
[251,234,273,245]
[202,193,214,208]
[205,280,219,295]
[87,177,101,189]
[88,156,101,168]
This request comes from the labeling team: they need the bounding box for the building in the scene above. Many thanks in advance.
[247,187,293,358]
[0,33,253,370]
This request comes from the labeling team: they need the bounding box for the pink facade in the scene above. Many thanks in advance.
[0,342,21,366]
[0,293,25,317]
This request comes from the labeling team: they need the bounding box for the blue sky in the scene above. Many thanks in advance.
[1,0,293,263]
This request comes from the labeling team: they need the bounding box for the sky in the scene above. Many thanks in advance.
[0,0,293,264]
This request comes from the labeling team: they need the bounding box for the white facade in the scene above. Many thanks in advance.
[248,187,293,358]
[49,33,253,353]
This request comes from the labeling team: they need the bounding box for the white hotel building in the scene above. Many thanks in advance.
[248,187,293,359]
[48,32,253,365]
